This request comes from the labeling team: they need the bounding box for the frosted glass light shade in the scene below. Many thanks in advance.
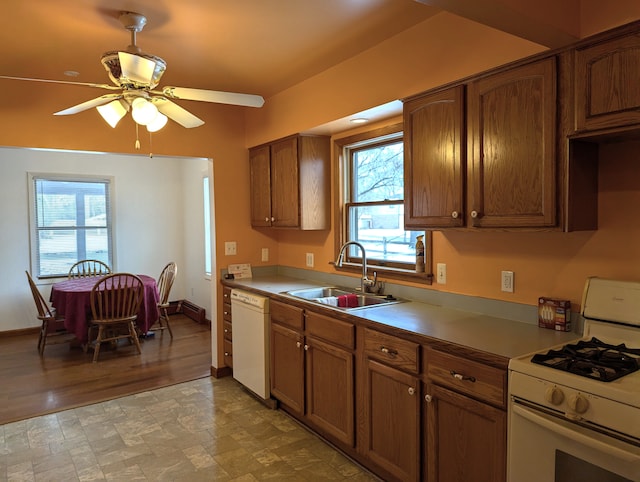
[96,99,128,128]
[131,97,159,125]
[146,112,168,132]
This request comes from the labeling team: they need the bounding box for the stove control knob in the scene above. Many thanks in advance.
[568,393,589,414]
[545,386,564,405]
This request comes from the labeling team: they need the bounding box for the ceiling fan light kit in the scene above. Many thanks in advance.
[0,10,265,142]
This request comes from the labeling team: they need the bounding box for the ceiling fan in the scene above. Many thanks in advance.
[0,11,265,132]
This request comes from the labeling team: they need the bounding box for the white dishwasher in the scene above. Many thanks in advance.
[230,289,270,399]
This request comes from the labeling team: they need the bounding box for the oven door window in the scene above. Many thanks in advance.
[508,402,640,482]
[556,451,633,482]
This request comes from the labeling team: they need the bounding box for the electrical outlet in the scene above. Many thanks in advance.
[306,253,314,267]
[261,248,269,262]
[501,271,514,293]
[436,263,446,284]
[224,241,237,256]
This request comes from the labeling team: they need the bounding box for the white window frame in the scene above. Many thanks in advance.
[28,173,115,280]
[334,123,433,283]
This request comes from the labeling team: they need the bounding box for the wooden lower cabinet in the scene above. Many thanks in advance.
[425,383,506,482]
[270,321,305,414]
[270,302,356,448]
[362,358,421,481]
[306,336,354,446]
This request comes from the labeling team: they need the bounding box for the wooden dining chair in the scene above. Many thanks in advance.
[25,270,74,355]
[87,273,143,362]
[68,259,111,279]
[151,262,177,338]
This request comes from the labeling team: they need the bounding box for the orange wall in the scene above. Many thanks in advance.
[2,8,640,366]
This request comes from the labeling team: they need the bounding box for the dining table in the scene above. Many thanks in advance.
[50,274,160,344]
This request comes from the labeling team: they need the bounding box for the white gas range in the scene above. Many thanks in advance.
[508,277,640,482]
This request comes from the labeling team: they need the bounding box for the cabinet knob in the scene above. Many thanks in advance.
[470,210,479,219]
[296,341,302,348]
[304,344,309,351]
[407,387,416,396]
[265,217,270,222]
[224,328,228,333]
[271,217,275,222]
[451,211,459,219]
[224,352,230,356]
[223,311,229,315]
[424,394,432,403]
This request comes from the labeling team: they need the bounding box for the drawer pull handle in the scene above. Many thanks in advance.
[380,346,398,357]
[450,370,476,382]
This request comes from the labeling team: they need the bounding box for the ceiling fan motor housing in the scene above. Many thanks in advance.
[100,51,167,89]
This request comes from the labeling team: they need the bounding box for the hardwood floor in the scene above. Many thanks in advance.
[0,315,211,425]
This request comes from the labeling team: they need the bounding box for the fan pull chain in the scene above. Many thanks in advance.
[135,124,140,150]
[149,132,153,158]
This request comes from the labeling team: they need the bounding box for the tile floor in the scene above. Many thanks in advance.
[0,376,380,481]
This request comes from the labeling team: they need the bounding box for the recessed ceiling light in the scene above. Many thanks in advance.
[64,70,79,77]
[350,117,369,124]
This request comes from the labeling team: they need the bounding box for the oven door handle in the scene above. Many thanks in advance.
[512,403,640,463]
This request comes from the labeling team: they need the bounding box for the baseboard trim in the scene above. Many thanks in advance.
[211,365,232,378]
[0,327,39,338]
[169,300,207,324]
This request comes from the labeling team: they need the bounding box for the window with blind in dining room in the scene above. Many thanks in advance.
[28,174,113,278]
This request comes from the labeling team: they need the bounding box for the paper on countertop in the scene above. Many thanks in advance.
[228,263,252,279]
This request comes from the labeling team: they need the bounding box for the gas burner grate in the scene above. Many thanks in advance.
[531,337,640,382]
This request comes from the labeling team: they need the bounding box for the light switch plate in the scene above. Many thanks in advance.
[261,248,269,262]
[436,263,446,284]
[224,241,237,256]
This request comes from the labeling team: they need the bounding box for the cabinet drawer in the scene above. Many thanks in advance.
[426,347,506,408]
[271,300,304,330]
[223,320,232,340]
[363,328,420,374]
[223,302,232,322]
[223,339,233,367]
[223,287,232,301]
[306,311,354,349]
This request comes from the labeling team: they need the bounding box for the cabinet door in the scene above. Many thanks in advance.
[270,322,304,415]
[249,145,272,227]
[467,57,557,228]
[270,137,300,227]
[576,33,640,131]
[363,358,420,482]
[404,86,465,228]
[305,336,354,446]
[426,383,506,482]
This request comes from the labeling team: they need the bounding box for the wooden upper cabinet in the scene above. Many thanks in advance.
[404,86,465,229]
[575,31,640,132]
[270,137,300,227]
[249,134,330,230]
[467,57,557,228]
[249,145,272,227]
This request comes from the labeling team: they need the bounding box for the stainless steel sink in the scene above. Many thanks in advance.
[284,286,403,311]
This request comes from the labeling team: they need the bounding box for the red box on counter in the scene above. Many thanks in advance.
[538,297,572,332]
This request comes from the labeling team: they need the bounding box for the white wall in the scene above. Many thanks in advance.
[0,146,210,332]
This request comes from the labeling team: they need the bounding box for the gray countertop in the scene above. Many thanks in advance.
[223,275,580,362]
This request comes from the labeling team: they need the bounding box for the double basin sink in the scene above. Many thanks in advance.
[284,286,404,312]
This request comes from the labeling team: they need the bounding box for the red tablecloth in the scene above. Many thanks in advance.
[50,275,160,343]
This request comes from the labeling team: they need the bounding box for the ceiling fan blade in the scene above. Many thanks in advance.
[54,94,123,116]
[151,97,205,128]
[0,75,119,90]
[160,86,265,108]
[118,51,156,85]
